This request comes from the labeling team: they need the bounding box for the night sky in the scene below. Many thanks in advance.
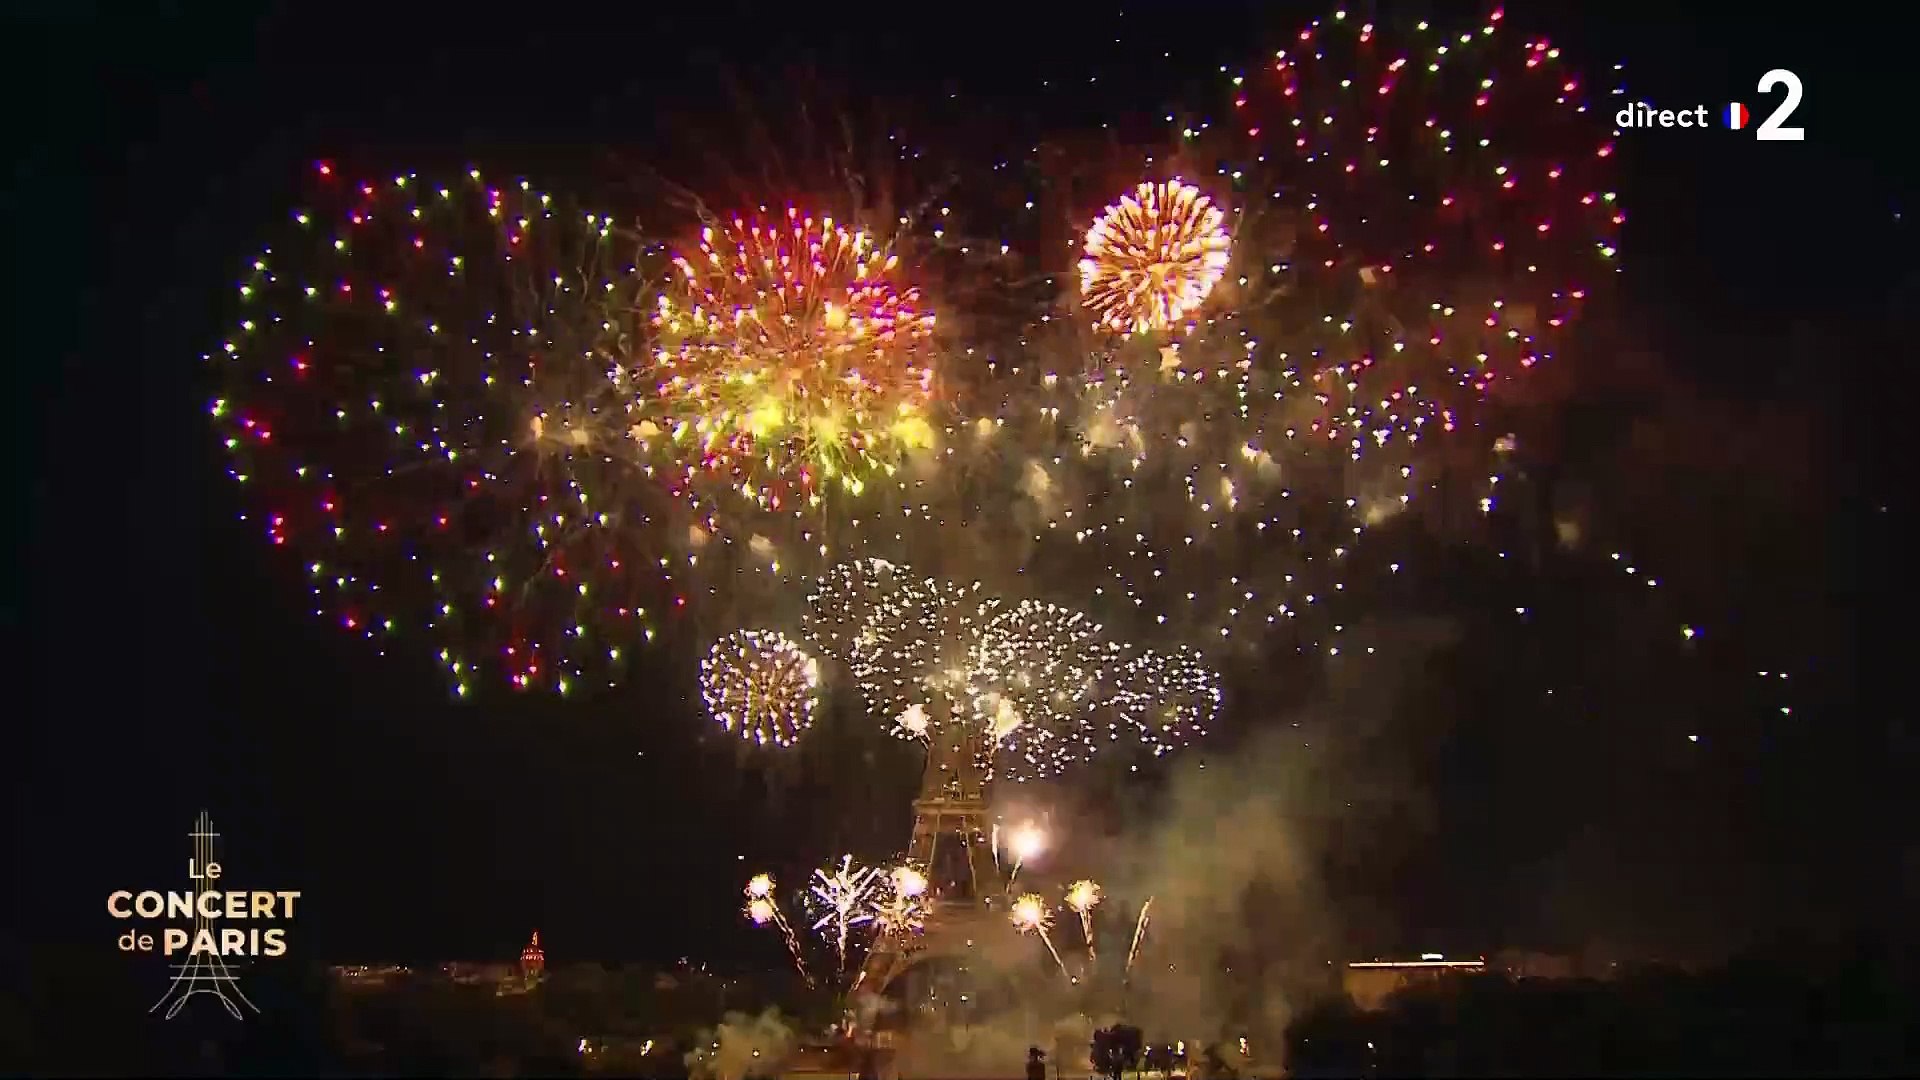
[9,0,1910,1001]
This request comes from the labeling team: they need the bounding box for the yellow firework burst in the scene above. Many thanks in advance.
[643,209,940,511]
[1079,179,1232,334]
[1010,892,1053,933]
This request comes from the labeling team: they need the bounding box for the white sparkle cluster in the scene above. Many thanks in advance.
[800,559,1221,781]
[700,628,822,747]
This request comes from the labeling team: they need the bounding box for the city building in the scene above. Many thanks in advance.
[329,964,412,988]
[1344,954,1488,1010]
[333,930,546,996]
[519,930,546,982]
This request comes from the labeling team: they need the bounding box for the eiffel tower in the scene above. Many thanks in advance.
[856,701,1007,998]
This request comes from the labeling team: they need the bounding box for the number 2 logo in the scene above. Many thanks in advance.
[1755,69,1804,142]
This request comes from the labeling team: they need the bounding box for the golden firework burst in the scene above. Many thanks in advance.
[644,209,939,510]
[1079,179,1231,334]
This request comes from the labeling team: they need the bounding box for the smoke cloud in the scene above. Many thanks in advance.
[686,1007,797,1080]
[882,616,1459,1074]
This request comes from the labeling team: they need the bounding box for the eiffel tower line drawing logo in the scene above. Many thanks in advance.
[150,811,259,1020]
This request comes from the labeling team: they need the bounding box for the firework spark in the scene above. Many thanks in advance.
[871,863,930,944]
[701,629,821,747]
[808,855,883,975]
[1009,892,1072,980]
[1003,821,1047,890]
[1079,179,1232,335]
[1125,897,1153,977]
[643,210,939,512]
[1065,879,1102,966]
[891,864,930,898]
[1007,821,1047,863]
[743,873,813,985]
[894,703,932,740]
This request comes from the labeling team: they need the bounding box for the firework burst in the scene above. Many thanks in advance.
[803,560,1001,725]
[1079,179,1232,335]
[922,7,1627,680]
[803,558,1223,778]
[212,165,664,696]
[801,557,919,690]
[969,599,1130,780]
[1207,7,1621,454]
[641,210,940,513]
[1114,646,1221,754]
[701,629,821,747]
[201,13,1778,796]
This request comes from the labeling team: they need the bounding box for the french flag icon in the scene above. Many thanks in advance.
[1728,102,1751,129]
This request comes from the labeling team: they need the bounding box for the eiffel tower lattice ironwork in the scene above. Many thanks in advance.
[152,811,259,1020]
[856,704,1007,997]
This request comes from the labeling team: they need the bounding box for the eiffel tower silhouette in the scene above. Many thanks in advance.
[150,811,259,1020]
[856,701,1008,999]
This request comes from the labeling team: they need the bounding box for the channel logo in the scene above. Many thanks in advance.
[1615,69,1804,141]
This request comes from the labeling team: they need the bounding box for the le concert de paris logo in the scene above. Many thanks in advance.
[106,812,302,1020]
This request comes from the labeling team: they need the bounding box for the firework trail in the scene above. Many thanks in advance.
[1125,896,1153,977]
[809,855,882,975]
[1065,879,1102,968]
[1010,893,1072,981]
[743,873,813,986]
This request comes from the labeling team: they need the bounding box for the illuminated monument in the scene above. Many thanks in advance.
[1344,955,1487,1010]
[857,707,1007,998]
[519,931,547,984]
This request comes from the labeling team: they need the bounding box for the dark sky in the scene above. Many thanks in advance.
[8,0,1911,994]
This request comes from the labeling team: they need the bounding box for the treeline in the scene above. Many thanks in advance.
[7,941,1916,1076]
[0,947,822,1076]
